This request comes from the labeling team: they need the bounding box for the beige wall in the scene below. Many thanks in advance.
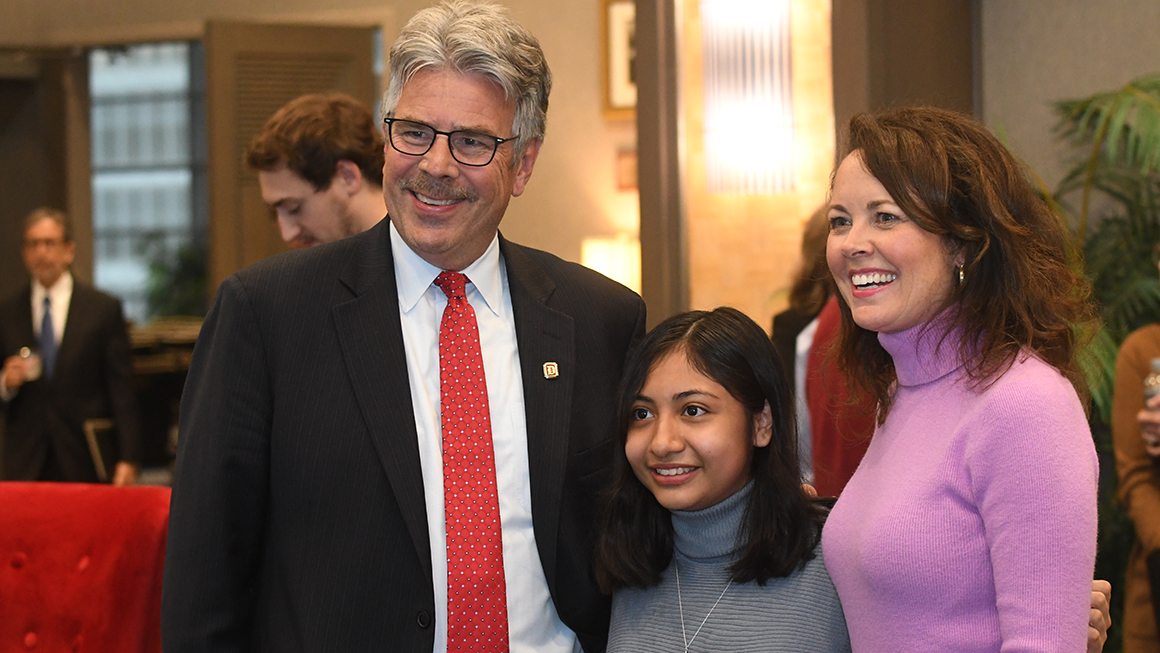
[0,0,637,266]
[981,0,1160,191]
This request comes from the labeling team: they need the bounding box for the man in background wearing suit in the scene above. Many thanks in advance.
[0,207,142,485]
[245,92,387,248]
[161,2,645,652]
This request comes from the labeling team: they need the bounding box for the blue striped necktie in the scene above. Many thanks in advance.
[40,296,57,381]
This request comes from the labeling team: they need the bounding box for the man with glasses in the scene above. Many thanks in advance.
[245,93,387,248]
[163,2,644,652]
[0,207,142,484]
[383,118,520,167]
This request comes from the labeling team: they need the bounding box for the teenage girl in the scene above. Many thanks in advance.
[593,307,850,652]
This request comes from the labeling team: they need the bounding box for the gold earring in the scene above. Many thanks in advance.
[958,265,964,285]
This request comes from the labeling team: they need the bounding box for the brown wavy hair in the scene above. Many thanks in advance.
[245,93,384,190]
[831,106,1096,422]
[788,205,834,316]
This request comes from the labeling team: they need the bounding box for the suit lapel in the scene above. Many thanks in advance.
[54,282,90,379]
[331,225,432,576]
[12,287,35,348]
[501,237,575,589]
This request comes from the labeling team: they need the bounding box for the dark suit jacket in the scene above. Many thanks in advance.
[162,221,646,652]
[770,306,818,394]
[0,280,142,481]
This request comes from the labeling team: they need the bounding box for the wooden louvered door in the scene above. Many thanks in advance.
[0,50,91,299]
[204,21,377,294]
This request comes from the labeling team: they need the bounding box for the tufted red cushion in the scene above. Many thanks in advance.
[0,482,170,653]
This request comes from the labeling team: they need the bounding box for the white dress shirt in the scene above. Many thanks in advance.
[34,271,74,347]
[390,223,581,653]
[794,316,819,484]
[0,272,73,401]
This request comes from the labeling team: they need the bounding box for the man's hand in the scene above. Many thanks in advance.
[2,355,28,392]
[1138,395,1160,456]
[1088,579,1111,653]
[112,461,139,486]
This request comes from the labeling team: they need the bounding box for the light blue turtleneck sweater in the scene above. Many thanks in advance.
[607,483,850,652]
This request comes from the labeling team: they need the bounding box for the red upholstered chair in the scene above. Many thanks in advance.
[0,482,170,653]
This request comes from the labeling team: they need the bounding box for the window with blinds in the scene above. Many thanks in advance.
[89,42,207,321]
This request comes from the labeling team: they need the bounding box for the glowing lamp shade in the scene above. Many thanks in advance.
[581,234,641,294]
[701,0,794,195]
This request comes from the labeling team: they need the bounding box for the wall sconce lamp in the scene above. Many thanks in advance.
[701,0,794,195]
[581,233,641,294]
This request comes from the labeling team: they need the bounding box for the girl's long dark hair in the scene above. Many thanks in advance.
[593,307,824,592]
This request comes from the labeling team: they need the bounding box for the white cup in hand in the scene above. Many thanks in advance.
[19,347,42,382]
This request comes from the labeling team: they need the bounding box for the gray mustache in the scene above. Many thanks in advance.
[399,174,477,203]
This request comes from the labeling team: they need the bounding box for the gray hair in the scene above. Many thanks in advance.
[382,0,551,166]
[24,207,73,242]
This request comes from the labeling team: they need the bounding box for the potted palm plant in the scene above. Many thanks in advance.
[1051,73,1160,653]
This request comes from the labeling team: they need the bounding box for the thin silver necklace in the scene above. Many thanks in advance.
[674,560,732,653]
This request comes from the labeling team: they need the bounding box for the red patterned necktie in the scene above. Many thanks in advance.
[434,271,509,652]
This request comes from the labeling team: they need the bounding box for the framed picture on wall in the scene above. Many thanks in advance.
[603,0,636,120]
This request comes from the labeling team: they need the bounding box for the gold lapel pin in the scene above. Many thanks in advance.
[543,362,559,379]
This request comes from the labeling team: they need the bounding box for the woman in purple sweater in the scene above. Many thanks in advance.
[822,106,1100,651]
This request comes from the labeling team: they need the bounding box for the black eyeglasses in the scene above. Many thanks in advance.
[383,118,517,167]
[23,238,67,250]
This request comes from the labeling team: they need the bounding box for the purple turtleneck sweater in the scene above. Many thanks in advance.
[822,322,1098,652]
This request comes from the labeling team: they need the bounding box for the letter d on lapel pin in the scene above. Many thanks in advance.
[543,362,559,379]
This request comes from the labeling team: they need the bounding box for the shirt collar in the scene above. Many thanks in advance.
[389,220,504,316]
[32,270,73,306]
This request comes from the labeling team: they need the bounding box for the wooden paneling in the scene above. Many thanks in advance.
[203,21,376,294]
[0,50,89,300]
[833,0,976,142]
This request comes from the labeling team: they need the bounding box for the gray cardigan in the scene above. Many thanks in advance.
[607,483,850,652]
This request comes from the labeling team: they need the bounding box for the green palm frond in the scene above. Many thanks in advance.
[1081,325,1120,425]
[1053,74,1160,238]
[1046,76,1160,425]
[1098,276,1160,336]
[1049,75,1160,653]
[1082,196,1160,337]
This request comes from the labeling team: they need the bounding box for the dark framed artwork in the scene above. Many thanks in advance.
[603,0,637,120]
